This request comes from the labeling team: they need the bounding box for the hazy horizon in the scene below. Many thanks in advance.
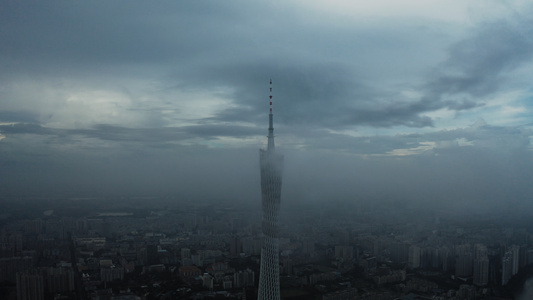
[1,1,532,216]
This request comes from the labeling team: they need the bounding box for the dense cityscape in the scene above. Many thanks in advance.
[2,196,533,299]
[2,1,533,300]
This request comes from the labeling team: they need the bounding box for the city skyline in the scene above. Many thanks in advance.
[2,2,533,299]
[0,1,532,215]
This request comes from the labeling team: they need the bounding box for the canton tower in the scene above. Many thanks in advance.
[257,79,283,300]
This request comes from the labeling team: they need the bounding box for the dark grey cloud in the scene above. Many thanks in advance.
[282,123,533,215]
[1,119,532,216]
[0,122,260,147]
[0,123,261,199]
[0,1,437,129]
[188,61,435,129]
[421,11,533,110]
[282,119,532,157]
[0,1,532,213]
[0,2,219,65]
[0,111,39,123]
[168,5,533,131]
[3,1,531,132]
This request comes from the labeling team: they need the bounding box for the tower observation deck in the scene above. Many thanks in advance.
[257,79,283,300]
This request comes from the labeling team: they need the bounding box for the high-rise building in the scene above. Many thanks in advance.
[473,244,489,286]
[502,251,513,285]
[234,269,255,288]
[455,245,473,278]
[146,244,159,265]
[408,245,421,269]
[16,270,44,300]
[473,256,489,286]
[257,79,283,300]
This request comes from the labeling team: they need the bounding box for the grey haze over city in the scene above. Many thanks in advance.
[1,1,532,215]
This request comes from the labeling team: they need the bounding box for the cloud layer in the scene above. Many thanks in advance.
[1,1,532,214]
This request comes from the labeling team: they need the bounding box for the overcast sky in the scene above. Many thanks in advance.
[1,1,532,213]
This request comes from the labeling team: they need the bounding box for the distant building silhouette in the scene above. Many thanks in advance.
[473,244,489,286]
[502,245,520,285]
[257,79,283,300]
[146,243,159,265]
[408,245,421,269]
[16,270,44,300]
[455,244,473,278]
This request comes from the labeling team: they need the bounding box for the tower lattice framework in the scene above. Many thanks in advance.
[257,79,283,300]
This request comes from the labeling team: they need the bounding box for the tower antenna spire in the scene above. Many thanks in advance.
[267,78,275,151]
